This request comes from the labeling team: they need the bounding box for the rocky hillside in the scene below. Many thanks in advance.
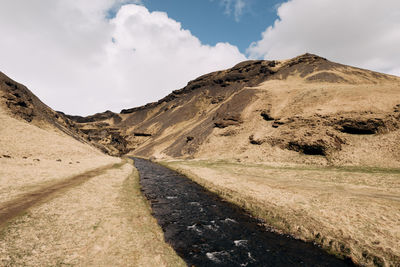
[65,54,400,167]
[5,54,398,167]
[0,72,79,137]
[0,71,120,200]
[0,72,125,155]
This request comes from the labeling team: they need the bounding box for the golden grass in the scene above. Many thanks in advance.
[0,159,185,266]
[116,159,186,266]
[0,104,120,203]
[162,159,400,267]
[0,99,185,266]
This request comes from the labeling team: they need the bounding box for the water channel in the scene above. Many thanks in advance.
[133,157,354,267]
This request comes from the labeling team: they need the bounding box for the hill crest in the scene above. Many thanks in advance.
[2,54,400,167]
[119,53,395,114]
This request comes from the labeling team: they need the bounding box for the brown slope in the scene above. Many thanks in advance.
[0,72,126,155]
[1,72,80,137]
[68,53,400,167]
[68,55,283,157]
[0,71,121,205]
[56,109,128,155]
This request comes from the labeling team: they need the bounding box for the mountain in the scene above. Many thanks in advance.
[0,71,81,138]
[0,70,129,155]
[2,55,399,265]
[0,71,119,200]
[65,53,400,167]
[0,70,121,158]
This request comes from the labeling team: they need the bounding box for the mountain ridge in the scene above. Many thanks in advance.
[2,54,400,266]
[3,53,400,167]
[61,53,400,167]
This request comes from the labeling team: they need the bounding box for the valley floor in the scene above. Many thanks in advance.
[0,105,184,266]
[0,159,184,266]
[162,160,400,267]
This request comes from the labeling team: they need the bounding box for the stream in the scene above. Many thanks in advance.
[133,157,354,267]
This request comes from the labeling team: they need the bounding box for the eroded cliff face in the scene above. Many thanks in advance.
[60,55,287,157]
[13,53,399,167]
[0,72,126,156]
[0,72,83,139]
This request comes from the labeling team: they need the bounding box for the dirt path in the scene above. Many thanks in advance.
[0,159,184,266]
[0,162,121,229]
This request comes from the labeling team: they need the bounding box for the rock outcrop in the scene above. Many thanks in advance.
[5,53,400,166]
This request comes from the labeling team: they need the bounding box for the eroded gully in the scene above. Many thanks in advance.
[133,158,354,267]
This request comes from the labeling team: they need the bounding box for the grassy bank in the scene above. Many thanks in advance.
[119,159,186,266]
[0,159,185,266]
[161,160,400,267]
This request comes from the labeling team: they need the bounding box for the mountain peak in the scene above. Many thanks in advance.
[2,53,400,163]
[120,53,393,114]
[290,53,326,61]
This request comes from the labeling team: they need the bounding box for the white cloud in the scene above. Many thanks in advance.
[247,0,400,76]
[0,1,245,115]
[217,0,247,22]
[234,0,246,21]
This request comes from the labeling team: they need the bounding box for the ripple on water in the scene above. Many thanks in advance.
[222,218,238,224]
[134,158,354,267]
[204,223,219,231]
[187,224,203,234]
[234,240,248,247]
[206,251,231,263]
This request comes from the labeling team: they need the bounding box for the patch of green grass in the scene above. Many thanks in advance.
[92,220,101,231]
[164,159,400,176]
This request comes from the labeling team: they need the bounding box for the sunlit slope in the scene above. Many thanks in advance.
[68,54,400,167]
[0,72,119,202]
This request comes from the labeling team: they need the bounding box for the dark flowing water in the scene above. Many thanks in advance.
[133,158,354,267]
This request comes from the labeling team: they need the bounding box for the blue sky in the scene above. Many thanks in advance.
[141,0,283,54]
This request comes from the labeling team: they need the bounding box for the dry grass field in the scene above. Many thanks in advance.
[0,100,184,266]
[162,159,400,266]
[0,159,185,266]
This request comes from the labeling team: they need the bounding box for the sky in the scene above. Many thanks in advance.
[0,0,399,115]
